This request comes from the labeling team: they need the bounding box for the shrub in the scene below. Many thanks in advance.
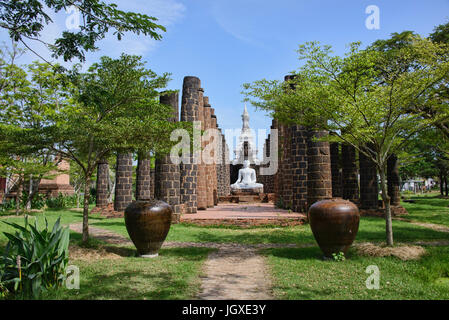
[46,193,72,209]
[0,199,16,213]
[0,216,70,299]
[46,193,94,209]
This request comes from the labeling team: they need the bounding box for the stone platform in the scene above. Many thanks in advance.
[219,193,275,204]
[181,203,307,227]
[231,187,264,195]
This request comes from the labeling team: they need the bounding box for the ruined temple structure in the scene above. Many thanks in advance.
[92,75,406,220]
[93,76,230,220]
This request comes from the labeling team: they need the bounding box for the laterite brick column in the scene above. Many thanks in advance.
[196,88,208,210]
[211,111,219,205]
[281,125,293,209]
[306,130,332,208]
[330,143,342,198]
[180,76,199,213]
[387,154,401,206]
[216,128,227,197]
[136,152,152,200]
[341,144,359,203]
[203,99,214,208]
[224,141,231,195]
[276,74,297,208]
[150,168,155,199]
[114,153,133,212]
[359,149,378,209]
[291,125,308,213]
[156,91,181,214]
[96,159,109,208]
[272,120,281,204]
[277,122,287,205]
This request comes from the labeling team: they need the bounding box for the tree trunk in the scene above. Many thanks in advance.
[440,172,444,195]
[15,177,23,215]
[379,166,393,246]
[82,177,91,243]
[25,176,41,211]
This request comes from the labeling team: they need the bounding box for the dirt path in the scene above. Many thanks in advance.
[395,219,449,233]
[197,247,273,300]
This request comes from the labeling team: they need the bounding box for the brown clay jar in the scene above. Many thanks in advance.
[124,199,173,258]
[308,198,360,258]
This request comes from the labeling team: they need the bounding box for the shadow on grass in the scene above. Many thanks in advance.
[180,229,305,244]
[47,247,213,300]
[406,196,449,208]
[261,246,322,260]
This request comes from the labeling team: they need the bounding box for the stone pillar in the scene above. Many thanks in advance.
[150,168,155,199]
[280,75,295,209]
[216,128,227,197]
[224,141,231,196]
[180,76,199,213]
[291,125,308,213]
[277,122,287,206]
[196,88,208,210]
[211,112,219,205]
[272,120,281,204]
[281,125,293,209]
[203,99,214,208]
[307,130,332,208]
[96,159,109,208]
[359,148,378,209]
[114,153,133,212]
[136,152,152,200]
[330,143,342,198]
[388,154,401,206]
[155,91,181,215]
[341,144,359,203]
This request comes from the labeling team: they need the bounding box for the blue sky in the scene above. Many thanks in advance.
[1,0,448,159]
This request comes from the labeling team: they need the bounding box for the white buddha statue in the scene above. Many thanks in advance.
[231,160,263,192]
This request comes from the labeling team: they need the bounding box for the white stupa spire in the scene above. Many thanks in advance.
[242,103,250,131]
[232,103,259,165]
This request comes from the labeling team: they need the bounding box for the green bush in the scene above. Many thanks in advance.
[0,216,70,299]
[46,193,73,209]
[0,199,16,213]
[46,193,93,209]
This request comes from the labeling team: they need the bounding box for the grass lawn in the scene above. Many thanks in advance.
[263,245,449,300]
[42,246,214,300]
[402,192,449,227]
[89,216,449,245]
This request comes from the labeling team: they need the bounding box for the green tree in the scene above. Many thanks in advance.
[244,39,449,246]
[371,26,449,141]
[0,47,61,213]
[37,54,179,243]
[400,128,449,195]
[0,0,165,63]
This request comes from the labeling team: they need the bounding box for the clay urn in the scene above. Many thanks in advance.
[308,198,360,258]
[124,199,173,258]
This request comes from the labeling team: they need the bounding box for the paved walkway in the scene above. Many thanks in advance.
[181,203,305,220]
